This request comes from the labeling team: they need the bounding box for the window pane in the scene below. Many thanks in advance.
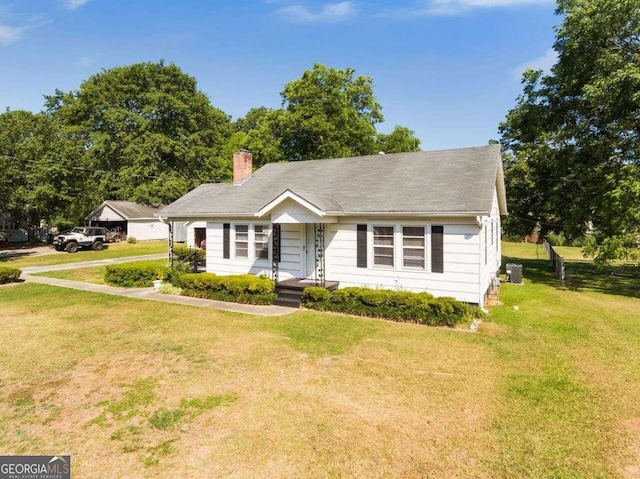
[403,226,424,237]
[403,257,425,268]
[403,226,425,269]
[235,224,249,258]
[254,225,269,259]
[373,226,393,236]
[374,236,394,246]
[403,237,425,247]
[374,254,394,266]
[373,226,395,267]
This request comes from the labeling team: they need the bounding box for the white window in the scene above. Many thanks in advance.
[373,226,394,267]
[235,224,249,258]
[402,226,426,269]
[254,225,269,259]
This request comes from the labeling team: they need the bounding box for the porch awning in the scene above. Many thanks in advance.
[255,189,341,224]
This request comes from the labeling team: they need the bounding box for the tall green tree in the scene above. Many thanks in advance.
[280,63,383,161]
[233,63,420,163]
[0,110,83,235]
[46,60,232,207]
[500,0,640,261]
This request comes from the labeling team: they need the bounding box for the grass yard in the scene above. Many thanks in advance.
[0,240,167,269]
[33,259,168,285]
[0,242,639,478]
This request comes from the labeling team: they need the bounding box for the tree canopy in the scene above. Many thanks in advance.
[1,61,422,231]
[0,110,84,235]
[500,0,640,261]
[45,60,232,207]
[233,63,421,164]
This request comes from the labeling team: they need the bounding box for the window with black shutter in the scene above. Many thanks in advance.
[431,225,443,273]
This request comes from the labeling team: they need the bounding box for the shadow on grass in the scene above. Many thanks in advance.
[503,254,640,300]
[564,262,640,299]
[0,251,36,262]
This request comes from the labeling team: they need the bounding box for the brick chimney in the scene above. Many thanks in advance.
[233,149,253,184]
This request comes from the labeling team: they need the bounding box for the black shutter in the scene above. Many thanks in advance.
[431,225,443,273]
[223,223,230,259]
[357,224,367,268]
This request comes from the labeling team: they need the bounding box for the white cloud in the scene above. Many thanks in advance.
[275,1,356,23]
[510,48,557,81]
[378,0,554,18]
[62,0,91,10]
[0,24,24,45]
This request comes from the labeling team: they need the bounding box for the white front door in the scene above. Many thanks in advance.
[304,224,316,278]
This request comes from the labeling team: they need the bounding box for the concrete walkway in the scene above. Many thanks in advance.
[20,256,298,317]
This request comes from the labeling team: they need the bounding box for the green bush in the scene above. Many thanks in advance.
[302,286,479,327]
[180,273,276,305]
[546,231,566,246]
[301,286,330,305]
[166,263,193,287]
[105,261,169,287]
[0,266,21,284]
[127,236,137,244]
[172,245,206,262]
[569,234,598,249]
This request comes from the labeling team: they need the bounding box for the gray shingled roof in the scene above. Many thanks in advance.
[160,145,506,218]
[86,201,166,221]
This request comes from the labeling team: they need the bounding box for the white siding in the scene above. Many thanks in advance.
[92,205,125,222]
[127,220,169,241]
[204,221,304,280]
[478,190,502,306]
[186,221,206,248]
[324,217,483,304]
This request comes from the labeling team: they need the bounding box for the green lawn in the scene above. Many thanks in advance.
[0,242,639,478]
[0,240,167,269]
[33,259,168,285]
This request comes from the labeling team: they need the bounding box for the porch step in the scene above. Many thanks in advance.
[274,287,304,307]
[274,279,340,308]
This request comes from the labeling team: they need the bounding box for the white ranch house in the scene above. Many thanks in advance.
[160,146,507,307]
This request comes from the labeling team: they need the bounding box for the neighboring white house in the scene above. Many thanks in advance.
[85,201,169,241]
[159,147,508,307]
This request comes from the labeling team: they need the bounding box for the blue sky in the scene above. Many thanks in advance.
[0,0,559,150]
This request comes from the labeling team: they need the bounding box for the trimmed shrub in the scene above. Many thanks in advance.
[301,286,330,305]
[180,273,276,305]
[0,266,21,284]
[302,286,481,327]
[105,261,170,287]
[127,236,137,244]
